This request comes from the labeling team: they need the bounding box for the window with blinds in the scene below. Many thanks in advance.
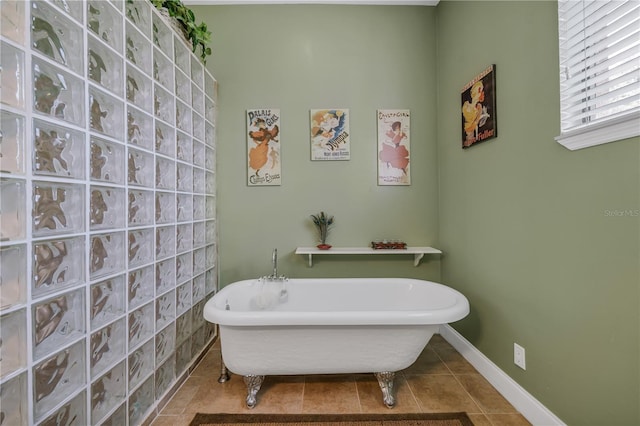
[557,0,640,150]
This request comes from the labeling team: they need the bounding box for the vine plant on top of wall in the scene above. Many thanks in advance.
[130,0,212,63]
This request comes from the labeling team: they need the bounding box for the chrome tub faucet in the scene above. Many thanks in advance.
[272,248,278,279]
[264,248,287,283]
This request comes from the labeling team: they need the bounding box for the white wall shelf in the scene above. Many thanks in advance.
[295,246,442,267]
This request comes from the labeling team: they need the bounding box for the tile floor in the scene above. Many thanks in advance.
[151,335,531,426]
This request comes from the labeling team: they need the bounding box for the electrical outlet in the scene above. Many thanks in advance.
[514,343,526,370]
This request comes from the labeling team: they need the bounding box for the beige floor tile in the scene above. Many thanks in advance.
[150,414,194,426]
[160,372,222,414]
[184,375,250,414]
[405,374,482,414]
[427,334,455,351]
[403,347,452,376]
[432,346,478,375]
[456,373,518,414]
[183,373,219,388]
[190,348,222,377]
[467,413,493,426]
[160,382,202,415]
[302,375,361,414]
[248,376,305,414]
[355,374,421,413]
[487,413,533,425]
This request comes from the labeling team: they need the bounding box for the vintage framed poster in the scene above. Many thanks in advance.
[377,109,410,185]
[247,109,281,186]
[461,64,497,148]
[310,109,350,161]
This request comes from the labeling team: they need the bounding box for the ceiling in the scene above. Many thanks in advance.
[183,0,439,5]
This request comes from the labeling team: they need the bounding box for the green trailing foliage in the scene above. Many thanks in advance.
[130,0,212,64]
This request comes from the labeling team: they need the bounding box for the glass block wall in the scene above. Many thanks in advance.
[0,0,218,424]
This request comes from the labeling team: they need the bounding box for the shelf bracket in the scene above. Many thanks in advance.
[307,254,313,267]
[414,253,425,267]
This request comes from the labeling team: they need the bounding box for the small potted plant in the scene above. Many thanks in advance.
[310,211,334,250]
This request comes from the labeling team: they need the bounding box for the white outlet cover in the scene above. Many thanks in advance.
[514,343,526,370]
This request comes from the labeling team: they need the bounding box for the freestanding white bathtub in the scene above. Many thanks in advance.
[203,277,469,408]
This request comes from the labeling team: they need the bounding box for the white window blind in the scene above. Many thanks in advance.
[557,0,640,150]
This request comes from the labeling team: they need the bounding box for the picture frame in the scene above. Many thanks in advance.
[246,109,281,186]
[310,109,350,161]
[377,109,410,185]
[461,64,497,148]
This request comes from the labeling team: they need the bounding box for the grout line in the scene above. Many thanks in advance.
[353,375,363,413]
[450,372,488,416]
[430,344,456,376]
[400,371,424,413]
[299,375,306,414]
[433,343,523,419]
[430,343,487,417]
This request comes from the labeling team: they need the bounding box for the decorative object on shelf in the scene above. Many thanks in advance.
[310,109,350,161]
[371,241,407,250]
[377,109,410,186]
[310,211,334,249]
[136,0,212,63]
[461,64,497,148]
[246,109,281,186]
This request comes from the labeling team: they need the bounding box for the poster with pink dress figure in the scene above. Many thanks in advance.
[377,109,410,185]
[247,109,281,186]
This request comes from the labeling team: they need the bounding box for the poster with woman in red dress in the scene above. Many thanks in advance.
[377,109,410,185]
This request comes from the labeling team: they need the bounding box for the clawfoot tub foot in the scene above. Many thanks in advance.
[218,355,230,383]
[374,372,396,408]
[243,375,265,409]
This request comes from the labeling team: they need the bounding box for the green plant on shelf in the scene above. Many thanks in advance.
[310,211,334,246]
[130,0,212,64]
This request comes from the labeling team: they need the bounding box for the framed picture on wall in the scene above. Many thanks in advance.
[310,109,350,160]
[461,64,497,148]
[247,109,281,186]
[377,109,410,185]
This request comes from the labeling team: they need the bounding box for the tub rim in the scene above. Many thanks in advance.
[204,277,470,327]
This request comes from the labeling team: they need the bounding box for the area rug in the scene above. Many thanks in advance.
[189,412,474,426]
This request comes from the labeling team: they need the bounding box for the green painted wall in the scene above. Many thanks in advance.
[193,2,639,425]
[436,1,639,425]
[192,5,442,284]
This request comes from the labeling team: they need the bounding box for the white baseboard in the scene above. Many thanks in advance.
[439,324,565,426]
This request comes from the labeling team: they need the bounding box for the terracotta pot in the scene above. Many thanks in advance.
[316,244,332,250]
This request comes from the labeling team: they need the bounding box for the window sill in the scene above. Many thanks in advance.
[555,112,640,151]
